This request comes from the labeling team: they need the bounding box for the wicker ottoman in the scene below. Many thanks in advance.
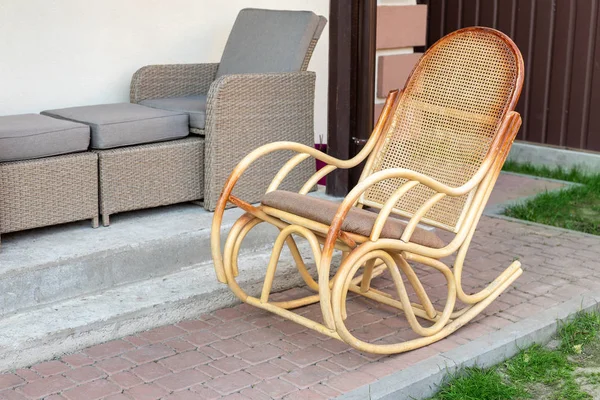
[42,103,203,226]
[96,137,203,226]
[0,114,98,242]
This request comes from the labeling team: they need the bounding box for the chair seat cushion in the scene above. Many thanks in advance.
[0,114,90,162]
[140,95,207,130]
[261,191,446,248]
[41,103,189,149]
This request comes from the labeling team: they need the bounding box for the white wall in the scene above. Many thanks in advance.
[0,0,329,142]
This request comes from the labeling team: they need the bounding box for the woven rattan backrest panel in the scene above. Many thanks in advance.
[363,29,520,232]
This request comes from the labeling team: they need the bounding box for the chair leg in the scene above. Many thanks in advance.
[92,216,99,229]
[102,214,110,227]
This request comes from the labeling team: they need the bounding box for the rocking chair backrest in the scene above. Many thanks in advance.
[360,27,524,233]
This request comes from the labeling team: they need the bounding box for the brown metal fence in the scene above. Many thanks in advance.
[417,0,600,152]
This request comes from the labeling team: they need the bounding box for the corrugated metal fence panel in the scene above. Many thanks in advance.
[418,0,600,152]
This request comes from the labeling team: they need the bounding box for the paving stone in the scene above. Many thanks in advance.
[154,369,209,391]
[139,325,186,343]
[165,389,209,400]
[165,338,196,353]
[125,383,169,400]
[195,364,224,379]
[210,356,250,374]
[0,390,28,400]
[95,357,135,375]
[328,351,370,370]
[110,371,142,389]
[197,346,225,361]
[237,344,284,365]
[325,370,376,393]
[189,385,221,399]
[104,394,132,400]
[283,388,326,399]
[0,375,23,391]
[63,366,105,383]
[132,362,171,382]
[315,360,345,374]
[186,331,220,347]
[18,375,74,398]
[283,347,331,368]
[205,370,260,395]
[281,365,331,389]
[61,354,94,368]
[236,327,283,346]
[240,387,273,400]
[123,344,175,364]
[245,362,287,380]
[309,383,341,398]
[14,370,40,383]
[123,335,150,347]
[159,351,210,372]
[63,379,120,400]
[30,360,70,376]
[255,378,297,398]
[209,339,249,356]
[176,320,209,332]
[84,340,134,360]
[209,321,256,340]
[214,307,244,321]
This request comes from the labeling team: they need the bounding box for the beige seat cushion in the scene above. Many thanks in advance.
[261,191,445,248]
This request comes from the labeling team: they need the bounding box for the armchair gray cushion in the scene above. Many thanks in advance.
[140,95,207,130]
[42,103,189,149]
[0,114,90,162]
[216,8,322,78]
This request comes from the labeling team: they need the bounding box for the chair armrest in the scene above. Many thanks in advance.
[203,71,316,211]
[129,63,219,103]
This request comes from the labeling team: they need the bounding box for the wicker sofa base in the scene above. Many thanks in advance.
[0,152,99,241]
[96,137,204,226]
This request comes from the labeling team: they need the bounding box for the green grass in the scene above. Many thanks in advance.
[501,162,600,235]
[505,344,573,386]
[558,311,600,355]
[428,310,600,400]
[502,161,592,184]
[430,367,526,400]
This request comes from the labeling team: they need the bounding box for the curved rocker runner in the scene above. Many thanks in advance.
[211,27,525,354]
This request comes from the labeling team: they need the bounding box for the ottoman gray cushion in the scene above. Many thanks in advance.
[140,95,207,130]
[42,103,189,149]
[0,113,90,162]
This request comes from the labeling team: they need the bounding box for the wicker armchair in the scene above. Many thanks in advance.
[211,27,525,354]
[130,9,327,210]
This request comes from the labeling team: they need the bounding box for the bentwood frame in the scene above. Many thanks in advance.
[211,27,525,354]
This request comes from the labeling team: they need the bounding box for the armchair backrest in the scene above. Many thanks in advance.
[216,8,327,79]
[360,27,524,233]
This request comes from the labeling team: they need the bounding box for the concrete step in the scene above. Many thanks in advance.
[0,204,282,317]
[0,246,316,371]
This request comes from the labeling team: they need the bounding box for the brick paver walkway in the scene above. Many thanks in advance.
[1,174,599,400]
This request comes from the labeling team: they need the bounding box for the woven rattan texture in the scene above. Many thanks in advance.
[364,30,519,231]
[130,63,219,103]
[203,72,316,211]
[96,137,203,217]
[0,153,98,234]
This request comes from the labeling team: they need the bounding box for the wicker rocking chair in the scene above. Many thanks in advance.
[211,27,525,354]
